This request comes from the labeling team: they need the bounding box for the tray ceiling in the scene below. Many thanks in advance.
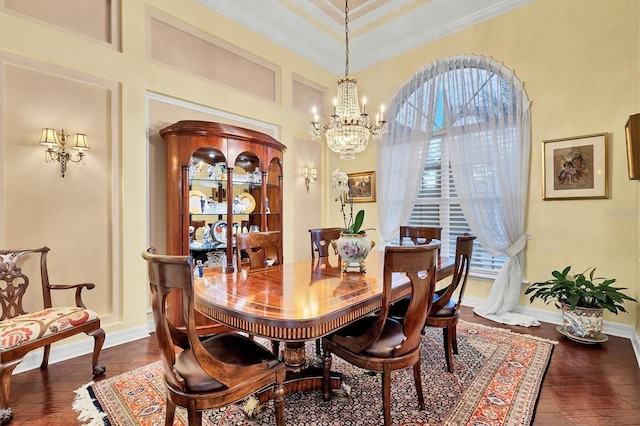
[199,0,533,75]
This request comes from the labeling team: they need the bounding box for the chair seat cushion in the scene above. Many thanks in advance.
[0,307,98,350]
[330,315,406,358]
[389,294,458,319]
[175,333,280,392]
[431,297,457,317]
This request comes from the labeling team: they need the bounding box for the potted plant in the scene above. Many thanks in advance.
[525,266,638,341]
[331,169,375,272]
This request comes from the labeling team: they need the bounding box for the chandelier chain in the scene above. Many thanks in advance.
[344,0,349,77]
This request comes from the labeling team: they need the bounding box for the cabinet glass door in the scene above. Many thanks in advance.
[188,147,227,267]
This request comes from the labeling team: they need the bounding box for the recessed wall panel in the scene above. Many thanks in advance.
[5,0,113,43]
[3,62,113,316]
[293,74,325,116]
[149,18,277,102]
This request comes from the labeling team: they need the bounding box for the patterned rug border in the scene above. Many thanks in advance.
[458,320,559,345]
[74,320,555,426]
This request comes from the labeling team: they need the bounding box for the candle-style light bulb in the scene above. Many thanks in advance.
[380,104,385,122]
[333,98,337,115]
[362,96,367,114]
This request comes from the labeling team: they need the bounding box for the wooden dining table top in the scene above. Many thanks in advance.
[194,250,455,342]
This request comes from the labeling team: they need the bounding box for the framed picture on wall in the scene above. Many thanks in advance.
[347,171,376,203]
[625,113,640,180]
[542,133,608,200]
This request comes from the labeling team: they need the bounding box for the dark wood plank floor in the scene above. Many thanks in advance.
[6,306,640,425]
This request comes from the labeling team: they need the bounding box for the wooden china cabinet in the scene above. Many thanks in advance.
[159,120,286,331]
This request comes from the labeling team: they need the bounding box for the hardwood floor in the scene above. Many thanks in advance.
[6,306,640,425]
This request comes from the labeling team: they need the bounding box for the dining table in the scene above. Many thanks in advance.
[194,248,455,400]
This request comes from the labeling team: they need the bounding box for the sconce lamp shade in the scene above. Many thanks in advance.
[39,128,58,147]
[73,133,90,150]
[303,165,317,192]
[38,127,89,177]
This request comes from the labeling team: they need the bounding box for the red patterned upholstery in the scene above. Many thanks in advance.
[0,307,99,350]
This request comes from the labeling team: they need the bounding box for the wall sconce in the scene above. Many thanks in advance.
[39,128,89,177]
[303,166,317,193]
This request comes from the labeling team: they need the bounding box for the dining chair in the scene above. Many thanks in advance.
[142,247,286,426]
[0,247,105,424]
[388,225,442,332]
[190,219,206,238]
[309,227,342,271]
[390,234,475,373]
[235,231,283,356]
[425,234,475,372]
[235,231,283,271]
[399,225,442,246]
[321,244,439,426]
[308,227,343,356]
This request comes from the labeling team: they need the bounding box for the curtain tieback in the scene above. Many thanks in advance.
[504,234,530,258]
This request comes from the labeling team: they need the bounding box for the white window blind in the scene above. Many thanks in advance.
[408,122,508,275]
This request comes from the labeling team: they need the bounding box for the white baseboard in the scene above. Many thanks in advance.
[463,296,640,368]
[13,324,152,375]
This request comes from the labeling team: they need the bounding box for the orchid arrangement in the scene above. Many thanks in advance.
[332,168,365,234]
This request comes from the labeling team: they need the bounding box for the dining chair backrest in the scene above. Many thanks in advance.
[386,244,439,356]
[430,233,475,315]
[235,231,283,271]
[399,226,442,246]
[309,227,342,270]
[141,248,193,389]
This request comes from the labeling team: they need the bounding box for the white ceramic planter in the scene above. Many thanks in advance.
[560,303,604,339]
[336,232,375,272]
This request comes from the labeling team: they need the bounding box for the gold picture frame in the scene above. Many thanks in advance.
[625,114,640,180]
[347,171,376,203]
[542,133,608,200]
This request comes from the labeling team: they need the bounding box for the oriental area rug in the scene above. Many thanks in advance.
[73,321,555,426]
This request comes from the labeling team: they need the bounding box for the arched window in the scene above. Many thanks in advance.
[378,55,535,325]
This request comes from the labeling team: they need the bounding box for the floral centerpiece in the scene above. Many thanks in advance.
[332,169,374,272]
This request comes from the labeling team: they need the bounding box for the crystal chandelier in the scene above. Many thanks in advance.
[309,0,388,160]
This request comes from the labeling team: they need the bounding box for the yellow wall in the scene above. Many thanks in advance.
[0,0,638,347]
[0,0,332,340]
[333,0,640,332]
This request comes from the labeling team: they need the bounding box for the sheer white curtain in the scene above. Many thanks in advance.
[441,56,537,326]
[378,55,537,326]
[377,68,439,243]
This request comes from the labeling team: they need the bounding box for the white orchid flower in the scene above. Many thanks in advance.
[331,168,350,195]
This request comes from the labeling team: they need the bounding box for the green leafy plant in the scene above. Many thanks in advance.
[347,210,365,234]
[525,266,638,314]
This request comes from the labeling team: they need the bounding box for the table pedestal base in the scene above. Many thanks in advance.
[257,342,342,403]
